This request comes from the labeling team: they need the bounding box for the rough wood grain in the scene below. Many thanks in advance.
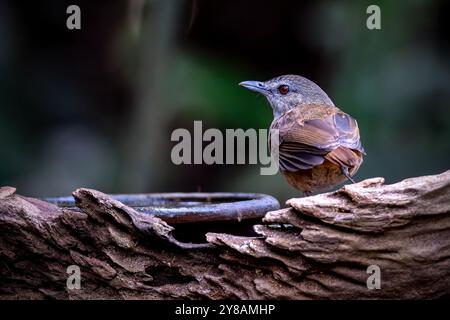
[0,170,449,299]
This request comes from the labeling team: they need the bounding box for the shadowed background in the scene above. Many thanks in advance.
[0,0,449,201]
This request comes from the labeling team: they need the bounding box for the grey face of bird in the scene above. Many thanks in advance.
[239,75,335,119]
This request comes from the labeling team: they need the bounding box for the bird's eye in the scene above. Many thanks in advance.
[278,85,289,95]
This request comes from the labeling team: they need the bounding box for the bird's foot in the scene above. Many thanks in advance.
[340,165,356,183]
[303,191,313,197]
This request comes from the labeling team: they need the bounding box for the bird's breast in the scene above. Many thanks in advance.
[281,158,361,193]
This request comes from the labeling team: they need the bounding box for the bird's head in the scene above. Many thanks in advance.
[239,74,334,118]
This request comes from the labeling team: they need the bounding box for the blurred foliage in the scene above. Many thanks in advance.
[0,0,449,201]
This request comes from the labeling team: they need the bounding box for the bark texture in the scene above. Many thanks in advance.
[0,170,449,299]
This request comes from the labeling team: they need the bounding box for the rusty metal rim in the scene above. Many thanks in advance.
[44,192,280,224]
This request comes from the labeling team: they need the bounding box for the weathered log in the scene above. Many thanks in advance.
[0,170,449,299]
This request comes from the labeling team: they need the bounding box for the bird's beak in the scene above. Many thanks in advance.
[239,80,270,95]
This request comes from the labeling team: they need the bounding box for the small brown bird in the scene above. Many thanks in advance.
[240,74,365,195]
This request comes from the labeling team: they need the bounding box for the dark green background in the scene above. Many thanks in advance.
[0,0,449,201]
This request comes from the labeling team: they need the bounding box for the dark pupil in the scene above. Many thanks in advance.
[279,85,289,94]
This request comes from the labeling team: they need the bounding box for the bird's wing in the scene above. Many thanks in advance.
[331,112,365,155]
[269,107,364,172]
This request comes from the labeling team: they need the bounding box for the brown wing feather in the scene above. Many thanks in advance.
[324,147,362,169]
[269,105,364,172]
[332,112,366,154]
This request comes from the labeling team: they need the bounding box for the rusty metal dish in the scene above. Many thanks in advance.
[44,192,280,224]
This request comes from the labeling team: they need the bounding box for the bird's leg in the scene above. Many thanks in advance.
[341,165,356,183]
[303,190,313,197]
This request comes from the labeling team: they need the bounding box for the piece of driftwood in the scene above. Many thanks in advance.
[0,170,449,299]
